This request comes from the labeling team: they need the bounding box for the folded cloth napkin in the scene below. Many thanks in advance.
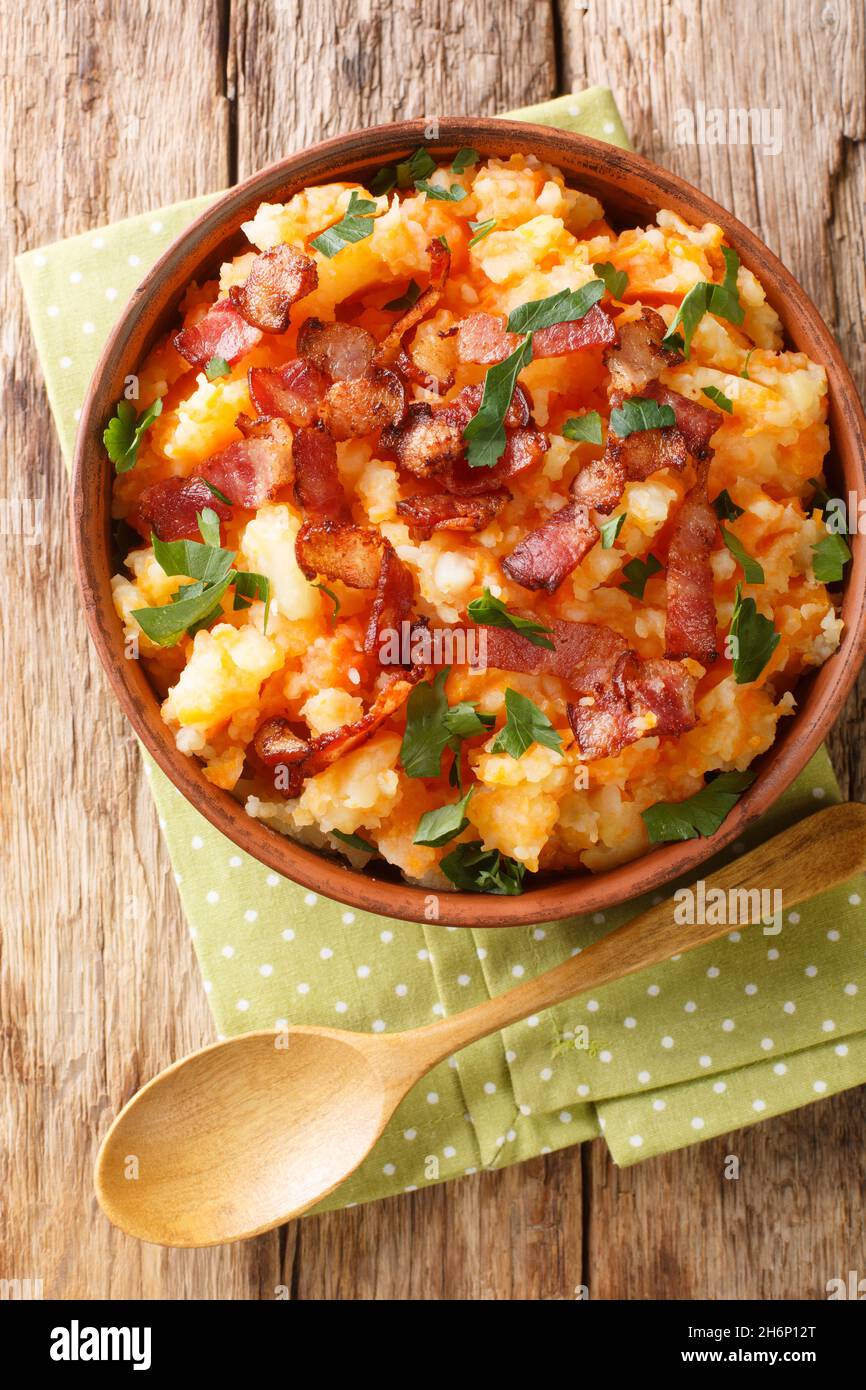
[18,89,866,1204]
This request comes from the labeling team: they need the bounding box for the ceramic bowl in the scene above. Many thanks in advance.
[71,117,866,926]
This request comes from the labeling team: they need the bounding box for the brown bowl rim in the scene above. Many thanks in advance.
[71,116,866,927]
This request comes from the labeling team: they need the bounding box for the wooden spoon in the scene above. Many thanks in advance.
[95,802,866,1246]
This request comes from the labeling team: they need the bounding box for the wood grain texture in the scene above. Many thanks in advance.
[2,0,864,1300]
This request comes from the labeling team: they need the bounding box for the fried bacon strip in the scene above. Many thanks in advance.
[382,382,539,484]
[320,367,405,440]
[295,519,415,657]
[603,307,682,395]
[603,413,689,482]
[376,239,451,366]
[455,304,616,364]
[571,452,626,515]
[229,244,318,333]
[393,347,453,395]
[132,475,233,542]
[443,424,548,496]
[204,417,294,508]
[501,501,597,592]
[470,618,696,759]
[567,652,697,761]
[173,301,263,370]
[664,462,720,663]
[292,424,350,522]
[641,381,722,460]
[396,490,509,538]
[297,319,376,381]
[254,668,423,798]
[248,359,330,427]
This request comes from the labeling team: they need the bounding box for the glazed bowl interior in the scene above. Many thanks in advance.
[72,118,866,926]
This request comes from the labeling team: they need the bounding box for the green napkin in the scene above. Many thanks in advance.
[18,90,866,1200]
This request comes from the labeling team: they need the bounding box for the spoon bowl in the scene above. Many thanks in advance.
[96,1029,405,1246]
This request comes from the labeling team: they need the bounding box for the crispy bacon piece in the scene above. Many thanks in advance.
[381,402,465,477]
[443,424,547,496]
[254,669,422,798]
[603,307,681,395]
[366,542,415,656]
[567,651,697,760]
[376,239,451,366]
[664,462,719,663]
[456,305,616,364]
[571,452,626,515]
[393,347,453,395]
[320,367,405,440]
[292,424,350,522]
[295,519,383,588]
[381,381,538,482]
[502,501,597,592]
[642,381,722,460]
[603,417,689,481]
[396,490,509,538]
[203,417,293,508]
[248,358,329,426]
[297,319,376,381]
[173,301,262,370]
[472,619,629,691]
[132,475,233,542]
[228,244,318,334]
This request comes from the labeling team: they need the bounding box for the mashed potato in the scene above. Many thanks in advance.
[109,152,844,891]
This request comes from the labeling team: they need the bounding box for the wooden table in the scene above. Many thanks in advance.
[3,0,865,1301]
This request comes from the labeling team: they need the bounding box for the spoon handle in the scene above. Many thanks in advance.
[406,803,866,1065]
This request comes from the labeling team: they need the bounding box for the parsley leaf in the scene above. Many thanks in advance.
[609,397,676,437]
[197,507,222,548]
[741,348,755,380]
[729,583,779,684]
[662,248,744,357]
[812,533,852,583]
[467,589,555,650]
[452,147,479,173]
[563,411,603,446]
[400,669,493,780]
[593,261,629,299]
[702,384,733,413]
[312,581,341,623]
[599,512,626,549]
[397,147,436,188]
[369,165,396,195]
[491,688,562,759]
[151,528,235,586]
[232,570,271,630]
[311,191,379,258]
[205,356,231,381]
[721,526,764,583]
[414,179,467,203]
[204,478,233,507]
[463,334,533,468]
[621,552,663,599]
[506,281,605,334]
[132,574,233,648]
[414,787,474,847]
[642,770,757,843]
[440,841,526,895]
[383,279,421,312]
[713,490,744,522]
[331,830,376,854]
[468,218,496,247]
[103,397,163,474]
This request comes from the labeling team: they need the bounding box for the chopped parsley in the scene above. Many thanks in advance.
[621,552,663,600]
[414,179,467,203]
[468,218,496,247]
[103,397,163,474]
[467,589,555,650]
[563,411,603,446]
[593,260,629,299]
[641,770,756,843]
[491,688,562,759]
[312,581,341,623]
[741,348,756,379]
[712,489,744,522]
[721,526,764,584]
[506,281,605,335]
[702,384,733,413]
[310,190,379,258]
[812,533,852,583]
[609,396,676,437]
[331,830,376,854]
[383,280,421,312]
[451,148,479,173]
[599,512,627,549]
[204,356,231,381]
[397,146,437,188]
[400,668,494,780]
[414,787,474,847]
[440,841,526,895]
[662,247,744,357]
[728,583,779,684]
[203,478,232,507]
